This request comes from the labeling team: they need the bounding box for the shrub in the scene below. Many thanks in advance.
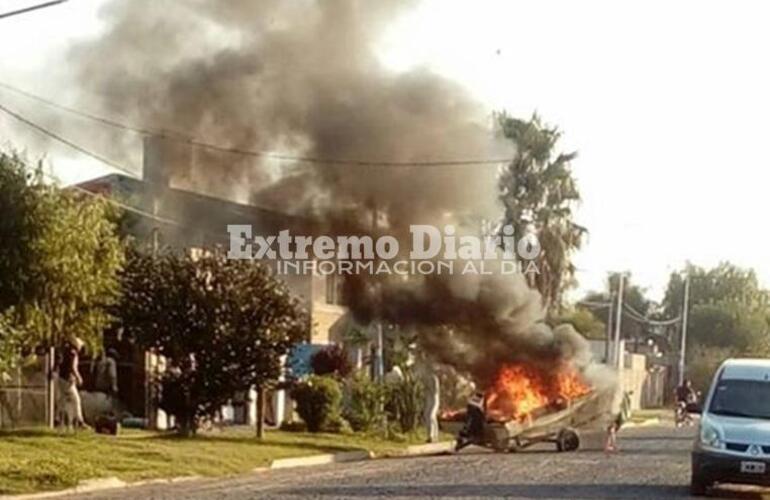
[311,345,353,378]
[324,413,353,434]
[292,375,343,432]
[343,373,386,432]
[385,371,424,433]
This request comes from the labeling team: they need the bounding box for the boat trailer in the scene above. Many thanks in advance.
[439,391,609,453]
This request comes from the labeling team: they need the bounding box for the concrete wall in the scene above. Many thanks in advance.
[621,352,648,411]
[586,339,665,411]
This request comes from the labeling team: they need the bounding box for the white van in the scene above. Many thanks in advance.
[691,358,770,495]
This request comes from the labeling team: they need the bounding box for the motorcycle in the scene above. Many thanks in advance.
[674,392,701,427]
[675,401,692,427]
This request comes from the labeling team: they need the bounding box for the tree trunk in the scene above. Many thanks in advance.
[256,386,266,439]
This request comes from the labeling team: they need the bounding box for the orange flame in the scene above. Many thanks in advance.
[485,364,591,422]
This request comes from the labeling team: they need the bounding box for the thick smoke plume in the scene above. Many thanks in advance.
[71,0,600,388]
[344,264,593,388]
[70,0,506,226]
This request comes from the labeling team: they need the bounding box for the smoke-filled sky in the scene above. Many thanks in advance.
[2,0,770,300]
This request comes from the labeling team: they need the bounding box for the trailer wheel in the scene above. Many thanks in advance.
[556,429,580,452]
[507,438,523,453]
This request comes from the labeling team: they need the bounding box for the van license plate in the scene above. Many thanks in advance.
[741,461,766,474]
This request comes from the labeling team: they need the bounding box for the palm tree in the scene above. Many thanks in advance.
[497,113,587,309]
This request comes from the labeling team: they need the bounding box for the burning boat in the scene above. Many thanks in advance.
[440,362,612,453]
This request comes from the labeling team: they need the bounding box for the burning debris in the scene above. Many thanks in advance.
[485,363,591,423]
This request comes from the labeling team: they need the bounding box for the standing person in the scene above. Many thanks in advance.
[92,348,119,396]
[674,379,698,427]
[57,337,86,430]
[418,360,440,443]
[605,390,632,453]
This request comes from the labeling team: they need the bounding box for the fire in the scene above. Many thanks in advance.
[485,364,591,422]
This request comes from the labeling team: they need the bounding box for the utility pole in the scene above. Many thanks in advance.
[604,291,614,363]
[613,273,625,370]
[678,275,691,385]
[371,203,384,382]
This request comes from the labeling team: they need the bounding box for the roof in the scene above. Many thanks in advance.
[75,173,314,241]
[720,358,770,381]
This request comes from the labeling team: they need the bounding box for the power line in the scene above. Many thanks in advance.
[0,0,67,20]
[0,81,514,168]
[622,303,681,326]
[0,81,166,137]
[0,101,308,219]
[0,101,229,241]
[0,101,141,177]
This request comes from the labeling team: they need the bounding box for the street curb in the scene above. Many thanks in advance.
[0,476,205,500]
[405,441,455,455]
[269,450,373,469]
[1,441,456,499]
[389,441,455,457]
[0,477,127,500]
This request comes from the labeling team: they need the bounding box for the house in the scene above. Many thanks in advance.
[77,135,347,427]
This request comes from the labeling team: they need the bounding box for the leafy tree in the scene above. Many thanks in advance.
[687,345,734,394]
[686,302,768,353]
[662,263,765,318]
[555,307,606,340]
[0,311,22,376]
[116,249,307,436]
[661,263,770,383]
[497,113,586,309]
[663,263,770,351]
[0,151,123,367]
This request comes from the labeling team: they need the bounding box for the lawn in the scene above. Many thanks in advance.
[0,427,433,496]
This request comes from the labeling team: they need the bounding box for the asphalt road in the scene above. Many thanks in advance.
[63,423,768,500]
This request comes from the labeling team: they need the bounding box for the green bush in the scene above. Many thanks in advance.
[385,371,424,433]
[343,373,386,432]
[324,413,353,434]
[292,375,343,432]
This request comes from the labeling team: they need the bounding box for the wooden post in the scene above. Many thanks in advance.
[256,386,266,439]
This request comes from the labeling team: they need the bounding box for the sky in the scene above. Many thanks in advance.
[1,0,769,301]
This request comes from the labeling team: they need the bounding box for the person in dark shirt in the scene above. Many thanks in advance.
[455,392,486,451]
[92,348,119,396]
[674,379,699,426]
[675,379,697,404]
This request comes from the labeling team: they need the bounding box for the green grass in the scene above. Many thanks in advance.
[0,427,433,495]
